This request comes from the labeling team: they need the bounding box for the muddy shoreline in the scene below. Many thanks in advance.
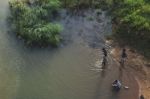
[107,40,150,99]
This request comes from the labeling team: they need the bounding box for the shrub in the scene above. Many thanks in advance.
[60,0,109,9]
[111,0,150,57]
[9,0,63,46]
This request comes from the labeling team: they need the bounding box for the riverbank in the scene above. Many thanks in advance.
[107,40,150,99]
[110,0,150,58]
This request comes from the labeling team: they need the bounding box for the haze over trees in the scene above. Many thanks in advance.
[8,0,150,57]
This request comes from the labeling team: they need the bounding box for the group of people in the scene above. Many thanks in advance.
[101,47,145,98]
[101,47,128,91]
[102,47,128,66]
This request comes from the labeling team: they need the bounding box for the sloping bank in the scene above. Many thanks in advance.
[106,0,150,98]
[108,41,150,99]
[110,0,150,58]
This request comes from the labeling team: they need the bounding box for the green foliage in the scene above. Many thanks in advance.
[9,0,62,46]
[112,0,150,30]
[111,0,150,57]
[23,23,62,45]
[60,0,109,9]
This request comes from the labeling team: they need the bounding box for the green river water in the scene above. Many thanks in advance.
[0,0,139,99]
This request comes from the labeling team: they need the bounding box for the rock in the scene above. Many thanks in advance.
[124,86,129,89]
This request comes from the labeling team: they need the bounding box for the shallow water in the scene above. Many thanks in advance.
[0,1,138,99]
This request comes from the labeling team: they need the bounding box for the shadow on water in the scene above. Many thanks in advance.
[101,68,107,78]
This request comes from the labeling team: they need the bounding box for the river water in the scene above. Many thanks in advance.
[0,0,139,99]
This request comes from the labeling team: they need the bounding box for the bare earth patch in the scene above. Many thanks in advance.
[107,40,150,99]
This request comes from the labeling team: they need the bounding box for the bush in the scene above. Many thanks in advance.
[9,0,62,46]
[60,0,110,9]
[111,0,150,57]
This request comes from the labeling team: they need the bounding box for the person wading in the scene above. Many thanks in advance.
[102,48,108,67]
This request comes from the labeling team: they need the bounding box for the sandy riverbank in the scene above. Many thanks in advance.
[107,40,150,99]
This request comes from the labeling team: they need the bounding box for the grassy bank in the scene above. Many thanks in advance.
[9,0,63,47]
[110,0,150,58]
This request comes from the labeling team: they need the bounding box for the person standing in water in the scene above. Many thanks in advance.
[102,48,107,67]
[102,48,107,57]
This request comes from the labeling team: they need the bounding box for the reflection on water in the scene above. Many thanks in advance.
[0,0,136,99]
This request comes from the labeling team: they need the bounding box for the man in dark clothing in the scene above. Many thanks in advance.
[102,48,108,67]
[121,48,127,58]
[102,48,107,57]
